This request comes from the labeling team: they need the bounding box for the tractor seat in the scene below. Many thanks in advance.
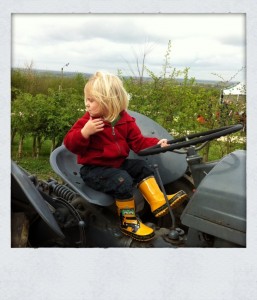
[50,145,143,207]
[50,145,114,206]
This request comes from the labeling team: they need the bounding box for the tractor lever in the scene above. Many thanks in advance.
[153,164,180,240]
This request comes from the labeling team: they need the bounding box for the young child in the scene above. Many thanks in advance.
[64,71,187,241]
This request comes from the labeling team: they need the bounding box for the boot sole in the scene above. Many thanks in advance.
[153,191,188,218]
[120,228,155,241]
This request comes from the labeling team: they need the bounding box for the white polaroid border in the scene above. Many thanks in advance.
[1,1,256,299]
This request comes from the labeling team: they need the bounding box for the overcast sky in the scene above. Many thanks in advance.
[12,14,245,82]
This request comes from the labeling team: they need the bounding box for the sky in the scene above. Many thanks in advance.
[12,14,246,82]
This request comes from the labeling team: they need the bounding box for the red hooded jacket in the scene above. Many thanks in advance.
[63,110,159,168]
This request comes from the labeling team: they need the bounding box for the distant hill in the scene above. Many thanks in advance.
[12,67,235,87]
[12,67,92,78]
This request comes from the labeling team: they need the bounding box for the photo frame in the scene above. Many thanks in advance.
[1,1,256,299]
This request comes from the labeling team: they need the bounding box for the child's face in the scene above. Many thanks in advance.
[85,96,103,118]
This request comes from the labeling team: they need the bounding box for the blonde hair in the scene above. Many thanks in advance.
[84,71,129,122]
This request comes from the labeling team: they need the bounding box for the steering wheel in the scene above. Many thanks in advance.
[138,124,243,156]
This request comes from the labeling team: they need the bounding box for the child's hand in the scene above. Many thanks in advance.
[157,139,169,148]
[81,118,104,138]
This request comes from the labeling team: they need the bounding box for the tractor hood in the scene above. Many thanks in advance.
[181,150,246,246]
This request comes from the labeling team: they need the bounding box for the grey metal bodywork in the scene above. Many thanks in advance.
[181,150,246,246]
[11,161,65,238]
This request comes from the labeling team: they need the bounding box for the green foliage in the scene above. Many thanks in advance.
[11,85,85,156]
[11,68,86,98]
[123,54,220,136]
[45,88,85,147]
[11,67,87,157]
[121,40,246,161]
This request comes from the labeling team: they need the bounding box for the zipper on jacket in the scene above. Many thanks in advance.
[112,126,121,154]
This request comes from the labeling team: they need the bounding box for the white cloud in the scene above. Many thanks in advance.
[12,14,246,81]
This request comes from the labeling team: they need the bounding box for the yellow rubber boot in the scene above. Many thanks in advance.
[116,198,155,241]
[138,176,188,218]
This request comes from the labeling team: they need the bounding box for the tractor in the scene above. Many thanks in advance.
[11,110,246,248]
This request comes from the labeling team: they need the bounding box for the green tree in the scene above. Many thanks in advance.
[45,88,85,151]
[11,92,34,157]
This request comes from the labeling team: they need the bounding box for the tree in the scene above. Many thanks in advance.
[45,88,85,152]
[11,93,34,157]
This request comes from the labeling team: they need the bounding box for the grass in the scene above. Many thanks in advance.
[11,137,60,180]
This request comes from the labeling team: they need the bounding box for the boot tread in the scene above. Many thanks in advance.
[153,190,188,217]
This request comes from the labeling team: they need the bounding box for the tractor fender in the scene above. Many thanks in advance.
[181,150,246,246]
